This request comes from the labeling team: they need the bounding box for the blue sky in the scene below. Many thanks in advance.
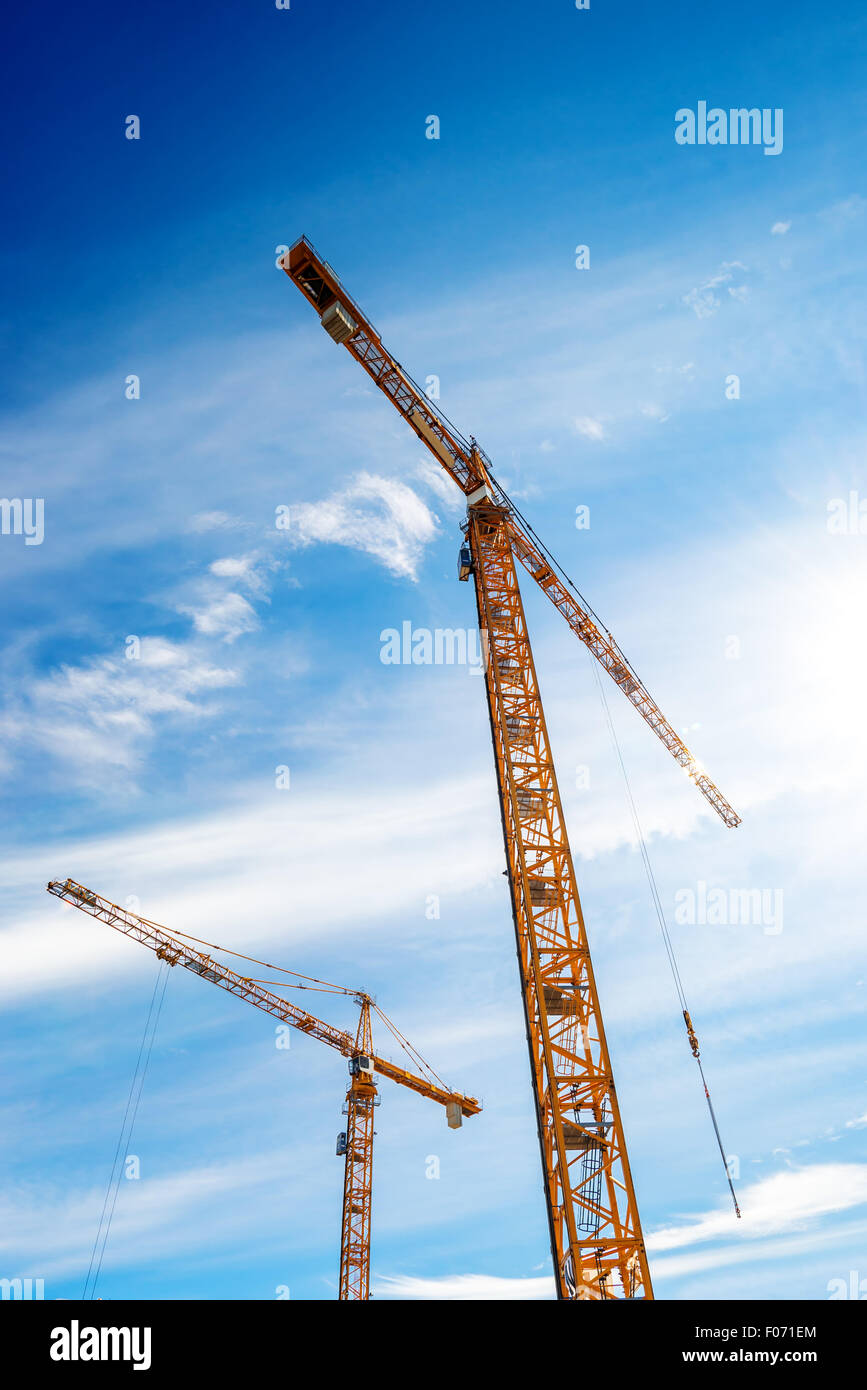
[2,0,867,1300]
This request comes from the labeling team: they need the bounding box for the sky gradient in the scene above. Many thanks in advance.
[2,0,866,1301]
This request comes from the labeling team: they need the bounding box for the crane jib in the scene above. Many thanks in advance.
[280,236,740,830]
[45,879,480,1118]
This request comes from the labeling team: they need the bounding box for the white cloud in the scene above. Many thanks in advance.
[0,1149,324,1281]
[187,511,244,533]
[179,591,258,641]
[648,1164,867,1253]
[209,554,261,585]
[10,504,865,1026]
[821,195,865,226]
[640,403,670,423]
[652,1217,867,1283]
[771,221,791,236]
[683,261,749,318]
[2,771,501,1003]
[290,471,438,580]
[845,1112,867,1130]
[414,455,464,510]
[180,553,277,638]
[373,1272,555,1300]
[0,540,279,788]
[574,416,605,441]
[0,638,238,786]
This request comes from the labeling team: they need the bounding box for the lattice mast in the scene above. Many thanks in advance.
[280,239,741,1300]
[469,498,650,1299]
[338,995,376,1300]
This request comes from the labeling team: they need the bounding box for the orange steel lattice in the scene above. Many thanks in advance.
[46,879,480,1300]
[280,239,741,1300]
[469,501,651,1300]
[338,997,376,1301]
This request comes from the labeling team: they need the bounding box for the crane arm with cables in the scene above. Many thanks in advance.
[280,236,740,830]
[280,240,742,1301]
[46,879,478,1118]
[46,879,480,1300]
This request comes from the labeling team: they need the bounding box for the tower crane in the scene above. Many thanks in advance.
[46,878,480,1301]
[280,237,742,1302]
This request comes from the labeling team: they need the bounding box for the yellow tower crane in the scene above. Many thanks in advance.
[46,878,481,1301]
[280,237,741,1301]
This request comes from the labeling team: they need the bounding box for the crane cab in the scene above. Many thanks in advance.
[350,1054,374,1078]
[458,545,473,581]
[336,1132,348,1157]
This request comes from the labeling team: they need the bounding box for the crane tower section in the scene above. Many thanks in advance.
[338,998,377,1301]
[467,498,652,1300]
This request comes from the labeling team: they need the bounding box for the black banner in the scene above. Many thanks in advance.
[3,1298,859,1376]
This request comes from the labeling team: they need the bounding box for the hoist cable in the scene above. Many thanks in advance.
[83,963,171,1297]
[370,1002,448,1093]
[588,654,741,1219]
[81,967,162,1297]
[91,963,171,1298]
[128,918,357,997]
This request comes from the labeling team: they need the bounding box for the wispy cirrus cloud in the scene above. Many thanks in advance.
[177,590,258,641]
[0,637,239,788]
[2,770,501,1002]
[373,1272,555,1300]
[682,260,750,318]
[289,470,439,579]
[647,1163,867,1254]
[0,1148,326,1282]
[208,553,271,593]
[574,415,606,441]
[372,1163,867,1299]
[175,550,281,640]
[187,511,247,534]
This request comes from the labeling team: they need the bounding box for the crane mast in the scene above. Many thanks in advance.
[281,237,742,1300]
[46,879,479,1300]
[469,499,650,1299]
[339,996,376,1301]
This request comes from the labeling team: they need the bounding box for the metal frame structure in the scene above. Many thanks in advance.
[469,499,649,1299]
[280,238,740,1300]
[46,879,480,1300]
[339,997,376,1300]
